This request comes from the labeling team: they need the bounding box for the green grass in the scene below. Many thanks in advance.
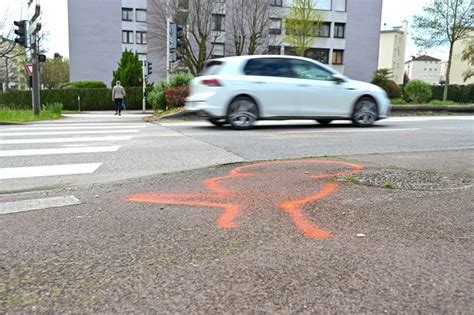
[391,98,408,105]
[429,100,460,105]
[0,103,63,123]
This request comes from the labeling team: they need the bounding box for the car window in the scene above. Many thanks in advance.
[288,59,333,81]
[243,58,294,78]
[198,60,224,76]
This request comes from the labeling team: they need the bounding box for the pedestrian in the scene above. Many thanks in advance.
[112,80,126,116]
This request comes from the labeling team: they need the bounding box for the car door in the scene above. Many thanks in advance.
[242,58,302,117]
[288,59,354,117]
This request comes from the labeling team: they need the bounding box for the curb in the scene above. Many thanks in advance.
[391,105,474,113]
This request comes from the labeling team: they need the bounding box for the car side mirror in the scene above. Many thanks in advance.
[331,73,345,84]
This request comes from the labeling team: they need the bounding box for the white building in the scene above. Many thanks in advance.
[405,55,441,85]
[449,31,474,85]
[68,0,382,85]
[377,21,408,84]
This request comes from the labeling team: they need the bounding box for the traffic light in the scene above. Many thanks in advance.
[14,20,28,47]
[176,24,184,48]
[147,62,153,75]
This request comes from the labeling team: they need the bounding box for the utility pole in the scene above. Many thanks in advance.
[30,37,41,115]
[142,60,146,113]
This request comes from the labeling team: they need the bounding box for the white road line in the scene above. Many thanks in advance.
[0,195,81,215]
[0,135,133,144]
[0,163,102,180]
[3,125,145,131]
[0,129,140,136]
[0,145,121,157]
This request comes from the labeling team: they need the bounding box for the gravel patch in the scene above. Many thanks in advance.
[348,168,472,191]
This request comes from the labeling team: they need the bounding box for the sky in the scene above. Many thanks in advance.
[1,0,449,61]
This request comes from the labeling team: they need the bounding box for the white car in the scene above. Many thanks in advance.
[185,55,391,129]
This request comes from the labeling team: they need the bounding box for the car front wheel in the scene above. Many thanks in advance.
[352,97,378,127]
[227,96,258,130]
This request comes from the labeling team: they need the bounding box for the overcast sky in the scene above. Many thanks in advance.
[1,0,449,61]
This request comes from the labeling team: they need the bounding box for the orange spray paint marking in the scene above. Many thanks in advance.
[126,159,364,239]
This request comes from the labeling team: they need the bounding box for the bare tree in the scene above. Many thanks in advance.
[148,0,223,76]
[226,0,276,56]
[413,0,473,100]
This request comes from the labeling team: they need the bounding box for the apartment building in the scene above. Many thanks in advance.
[68,0,148,86]
[149,0,382,82]
[449,31,473,85]
[69,0,382,85]
[405,55,441,85]
[378,21,408,84]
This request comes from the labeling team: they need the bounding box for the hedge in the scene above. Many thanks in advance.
[399,84,474,103]
[0,87,152,111]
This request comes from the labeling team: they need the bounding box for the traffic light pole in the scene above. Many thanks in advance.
[30,36,41,115]
[166,18,171,83]
[142,60,146,113]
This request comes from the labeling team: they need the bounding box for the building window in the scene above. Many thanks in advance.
[122,8,133,21]
[332,49,344,65]
[269,18,282,35]
[304,48,330,64]
[334,23,345,38]
[315,22,331,37]
[267,45,281,54]
[214,0,226,2]
[270,0,282,6]
[334,0,346,11]
[315,0,331,10]
[212,14,225,31]
[136,31,147,44]
[122,30,133,43]
[211,43,225,58]
[136,9,146,22]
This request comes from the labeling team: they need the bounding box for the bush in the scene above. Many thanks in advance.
[164,86,189,108]
[404,80,432,103]
[0,87,150,111]
[391,98,407,105]
[383,80,402,99]
[59,80,106,89]
[148,73,193,110]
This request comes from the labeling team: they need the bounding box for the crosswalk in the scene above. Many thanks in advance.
[0,122,146,181]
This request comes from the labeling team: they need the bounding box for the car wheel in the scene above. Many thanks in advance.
[316,119,332,125]
[208,118,227,126]
[352,97,378,127]
[227,96,258,130]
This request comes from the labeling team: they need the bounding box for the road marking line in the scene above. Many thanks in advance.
[0,135,133,144]
[0,146,121,157]
[0,130,140,136]
[387,116,474,122]
[3,125,145,131]
[0,163,102,180]
[274,128,420,134]
[0,195,81,215]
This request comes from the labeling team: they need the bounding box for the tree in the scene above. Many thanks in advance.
[148,0,223,76]
[111,49,143,87]
[461,39,473,82]
[226,0,276,56]
[284,0,322,56]
[413,0,473,100]
[371,68,393,86]
[41,53,69,89]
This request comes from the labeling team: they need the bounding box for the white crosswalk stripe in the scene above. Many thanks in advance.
[0,121,146,180]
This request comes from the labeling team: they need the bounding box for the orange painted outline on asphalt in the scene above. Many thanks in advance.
[126,160,364,239]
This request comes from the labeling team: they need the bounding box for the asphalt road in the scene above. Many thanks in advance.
[1,113,473,313]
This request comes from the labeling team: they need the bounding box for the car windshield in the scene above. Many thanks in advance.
[198,60,224,76]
